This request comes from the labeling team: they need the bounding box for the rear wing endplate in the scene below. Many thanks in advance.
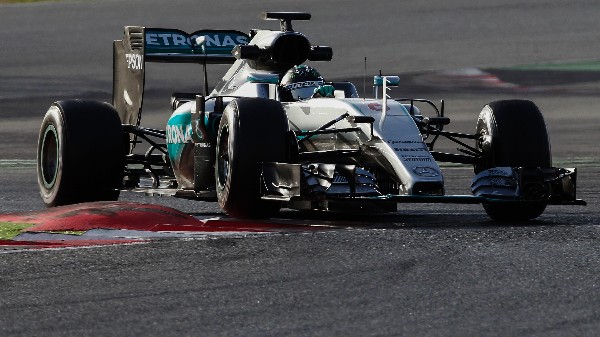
[112,26,249,125]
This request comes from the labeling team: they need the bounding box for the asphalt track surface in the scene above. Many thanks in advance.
[1,0,600,336]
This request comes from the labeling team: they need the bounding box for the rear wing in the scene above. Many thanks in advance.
[112,26,249,125]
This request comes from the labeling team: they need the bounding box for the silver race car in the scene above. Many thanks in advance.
[37,12,585,220]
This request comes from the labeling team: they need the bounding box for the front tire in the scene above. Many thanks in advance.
[37,100,125,207]
[215,98,289,218]
[475,100,551,221]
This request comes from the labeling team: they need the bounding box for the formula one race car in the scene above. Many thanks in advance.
[37,12,585,220]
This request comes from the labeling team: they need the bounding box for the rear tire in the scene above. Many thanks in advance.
[475,100,551,221]
[215,98,289,218]
[37,100,125,207]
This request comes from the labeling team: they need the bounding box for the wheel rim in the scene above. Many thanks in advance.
[40,124,59,189]
[216,125,230,190]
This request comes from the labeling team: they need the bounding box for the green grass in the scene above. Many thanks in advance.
[0,0,71,3]
[45,230,86,236]
[0,159,37,168]
[510,60,600,71]
[0,223,35,240]
[553,156,600,167]
[0,223,86,240]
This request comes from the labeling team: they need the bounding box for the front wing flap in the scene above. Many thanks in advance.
[472,167,585,205]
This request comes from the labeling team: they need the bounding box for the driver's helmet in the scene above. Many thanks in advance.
[280,65,324,100]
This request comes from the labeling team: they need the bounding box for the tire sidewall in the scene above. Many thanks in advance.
[475,105,497,173]
[216,101,236,209]
[37,105,66,206]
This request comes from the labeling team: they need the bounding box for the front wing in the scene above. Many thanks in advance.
[260,163,586,206]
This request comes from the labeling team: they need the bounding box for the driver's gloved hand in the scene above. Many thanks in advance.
[312,85,335,98]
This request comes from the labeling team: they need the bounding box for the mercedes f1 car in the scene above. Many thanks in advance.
[37,12,585,220]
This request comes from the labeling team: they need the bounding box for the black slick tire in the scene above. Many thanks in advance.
[37,100,125,207]
[475,99,551,221]
[215,98,289,218]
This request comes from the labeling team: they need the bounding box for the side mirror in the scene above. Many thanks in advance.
[373,75,400,87]
[308,46,333,61]
[232,45,262,60]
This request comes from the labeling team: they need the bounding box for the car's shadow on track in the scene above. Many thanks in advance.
[188,208,566,231]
